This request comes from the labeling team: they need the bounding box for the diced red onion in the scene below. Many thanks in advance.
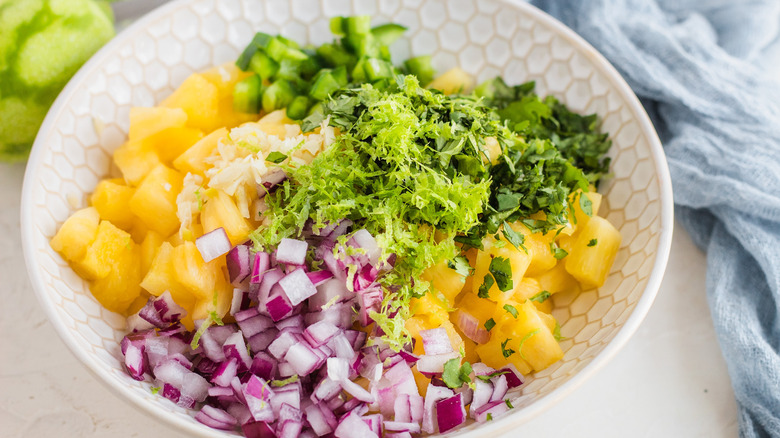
[307,270,334,287]
[348,229,381,266]
[244,375,275,422]
[313,377,341,401]
[211,358,238,387]
[278,361,296,378]
[362,413,383,436]
[340,378,376,403]
[237,313,274,338]
[266,284,294,321]
[254,267,283,308]
[471,379,494,418]
[304,403,333,436]
[195,405,237,430]
[357,286,383,326]
[385,433,413,438]
[249,352,277,381]
[120,335,146,380]
[230,288,247,316]
[227,244,252,285]
[474,400,509,423]
[242,420,276,438]
[334,412,377,438]
[421,384,454,434]
[303,320,341,347]
[278,268,317,306]
[420,327,453,355]
[489,374,509,402]
[275,314,304,332]
[499,363,525,388]
[196,227,232,262]
[226,402,252,426]
[270,384,301,415]
[250,251,270,284]
[383,421,420,433]
[248,329,277,352]
[284,343,320,376]
[435,393,466,433]
[416,351,460,375]
[223,331,252,373]
[138,291,187,328]
[455,309,491,344]
[326,357,350,381]
[268,330,300,360]
[276,238,309,266]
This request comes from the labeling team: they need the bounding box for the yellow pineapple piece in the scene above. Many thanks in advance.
[405,316,428,357]
[129,164,183,237]
[557,233,577,254]
[172,127,227,176]
[140,241,195,311]
[427,67,474,95]
[90,241,142,314]
[130,220,149,244]
[172,240,219,301]
[569,189,602,229]
[420,259,467,307]
[455,293,496,327]
[161,73,220,132]
[472,235,532,300]
[190,273,232,321]
[474,334,532,375]
[200,190,252,246]
[256,110,296,138]
[440,319,465,356]
[533,261,579,295]
[148,127,205,164]
[128,107,188,141]
[127,292,151,315]
[73,220,133,280]
[50,207,100,262]
[537,311,558,334]
[496,301,563,371]
[533,298,553,314]
[113,137,162,186]
[140,230,164,277]
[513,277,543,302]
[201,63,259,129]
[509,222,556,277]
[90,179,136,230]
[565,215,621,288]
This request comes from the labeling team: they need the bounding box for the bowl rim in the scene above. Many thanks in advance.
[20,0,674,436]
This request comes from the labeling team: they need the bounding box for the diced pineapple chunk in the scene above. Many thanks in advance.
[569,189,602,229]
[128,107,188,141]
[113,137,162,186]
[161,73,220,132]
[455,293,496,327]
[472,235,532,300]
[90,241,142,314]
[474,334,532,375]
[140,230,164,277]
[421,259,467,306]
[507,222,556,277]
[73,220,134,281]
[200,190,252,246]
[409,293,450,328]
[172,127,227,176]
[533,260,579,295]
[140,241,194,310]
[129,164,183,237]
[427,67,474,95]
[91,179,136,230]
[50,207,100,262]
[496,301,563,371]
[172,240,220,301]
[256,110,297,138]
[565,215,621,288]
[148,127,205,164]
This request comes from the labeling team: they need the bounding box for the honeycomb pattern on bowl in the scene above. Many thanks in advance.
[22,0,671,436]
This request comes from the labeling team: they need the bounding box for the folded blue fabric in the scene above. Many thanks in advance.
[530,0,780,435]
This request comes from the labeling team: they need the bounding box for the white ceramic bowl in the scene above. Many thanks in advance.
[21,0,673,436]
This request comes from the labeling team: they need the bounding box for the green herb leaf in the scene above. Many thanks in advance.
[579,192,593,217]
[501,338,515,358]
[442,358,473,389]
[476,370,510,381]
[501,221,527,253]
[505,399,514,409]
[150,386,161,395]
[503,304,519,318]
[529,290,551,303]
[587,238,598,247]
[265,151,288,164]
[550,242,568,260]
[487,413,494,421]
[447,255,473,278]
[484,318,496,332]
[518,329,540,360]
[478,274,495,299]
[489,256,513,291]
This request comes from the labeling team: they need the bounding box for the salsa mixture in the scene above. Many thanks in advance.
[50,16,621,438]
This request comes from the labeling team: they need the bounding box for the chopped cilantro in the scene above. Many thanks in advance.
[503,304,519,318]
[579,192,593,217]
[442,358,473,389]
[550,242,568,260]
[487,413,494,421]
[190,291,224,349]
[529,290,551,303]
[501,222,527,253]
[478,274,494,299]
[447,255,473,279]
[488,256,513,291]
[505,399,514,409]
[476,370,509,381]
[553,321,565,341]
[265,151,288,164]
[484,318,496,332]
[518,329,540,360]
[501,338,515,358]
[587,238,598,247]
[150,386,160,395]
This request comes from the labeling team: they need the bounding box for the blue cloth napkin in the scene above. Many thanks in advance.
[530,0,780,435]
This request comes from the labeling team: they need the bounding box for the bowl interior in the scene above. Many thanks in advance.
[21,0,672,436]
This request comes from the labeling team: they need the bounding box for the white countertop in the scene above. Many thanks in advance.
[0,160,738,437]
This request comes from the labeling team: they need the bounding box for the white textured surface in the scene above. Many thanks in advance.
[1,162,736,436]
